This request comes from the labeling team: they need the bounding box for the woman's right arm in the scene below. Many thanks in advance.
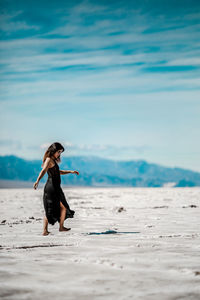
[33,158,51,189]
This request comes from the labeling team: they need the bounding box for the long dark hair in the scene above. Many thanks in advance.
[42,142,65,167]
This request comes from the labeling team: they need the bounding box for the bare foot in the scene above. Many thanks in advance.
[42,230,50,236]
[59,227,71,232]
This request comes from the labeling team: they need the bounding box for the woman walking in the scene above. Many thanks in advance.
[33,142,79,235]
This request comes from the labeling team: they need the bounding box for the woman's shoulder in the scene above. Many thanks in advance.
[41,157,55,168]
[48,157,57,166]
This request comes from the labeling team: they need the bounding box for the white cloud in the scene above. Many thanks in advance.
[166,58,200,66]
[38,141,151,157]
[0,11,40,32]
[61,141,150,155]
[40,143,52,150]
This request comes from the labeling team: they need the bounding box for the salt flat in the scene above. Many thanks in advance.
[0,187,200,300]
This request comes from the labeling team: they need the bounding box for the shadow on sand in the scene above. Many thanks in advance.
[86,230,140,235]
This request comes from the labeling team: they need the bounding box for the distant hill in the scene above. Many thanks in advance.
[0,155,200,188]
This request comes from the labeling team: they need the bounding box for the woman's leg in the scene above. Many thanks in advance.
[43,216,50,235]
[59,201,71,231]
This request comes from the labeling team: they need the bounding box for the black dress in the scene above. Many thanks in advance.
[43,159,75,225]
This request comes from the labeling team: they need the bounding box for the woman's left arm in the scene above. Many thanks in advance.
[60,170,79,175]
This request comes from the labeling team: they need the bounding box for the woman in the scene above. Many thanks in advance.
[33,142,79,235]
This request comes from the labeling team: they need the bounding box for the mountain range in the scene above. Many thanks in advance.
[0,155,200,188]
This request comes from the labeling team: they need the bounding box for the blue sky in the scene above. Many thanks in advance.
[0,0,200,171]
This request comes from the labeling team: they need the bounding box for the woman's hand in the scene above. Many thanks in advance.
[33,181,39,189]
[73,171,79,175]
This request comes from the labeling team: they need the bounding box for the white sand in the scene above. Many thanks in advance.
[0,187,200,300]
